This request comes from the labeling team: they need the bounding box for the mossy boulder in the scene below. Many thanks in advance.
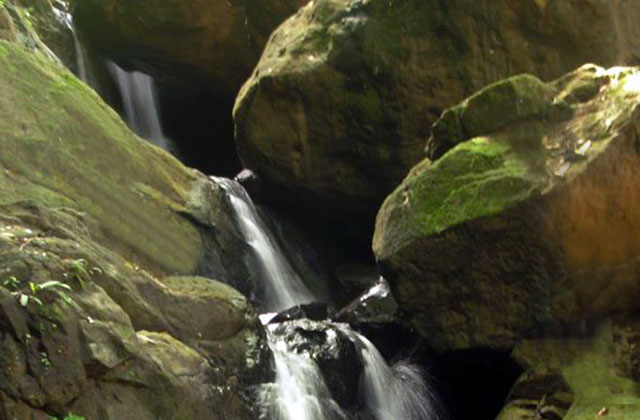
[71,0,307,95]
[497,318,640,420]
[373,64,640,351]
[0,41,272,418]
[234,0,640,225]
[0,0,76,69]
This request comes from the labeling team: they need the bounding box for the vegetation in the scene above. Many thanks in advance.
[49,414,86,420]
[64,258,102,286]
[2,276,73,307]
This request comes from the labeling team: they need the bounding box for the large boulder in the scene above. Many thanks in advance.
[373,64,640,351]
[72,0,308,95]
[0,40,272,418]
[234,0,640,220]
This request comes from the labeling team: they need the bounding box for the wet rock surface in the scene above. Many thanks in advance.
[333,277,399,325]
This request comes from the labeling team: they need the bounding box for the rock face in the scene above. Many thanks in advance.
[497,318,640,420]
[234,0,640,219]
[0,40,271,419]
[72,0,307,95]
[374,64,640,351]
[0,0,75,69]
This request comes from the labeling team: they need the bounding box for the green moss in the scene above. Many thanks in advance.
[0,41,202,274]
[374,133,548,259]
[429,74,555,158]
[414,138,544,233]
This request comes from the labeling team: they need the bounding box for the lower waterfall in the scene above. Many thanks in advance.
[218,178,441,420]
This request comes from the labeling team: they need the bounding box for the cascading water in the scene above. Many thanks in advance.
[66,14,170,151]
[213,177,316,312]
[346,330,439,420]
[106,61,172,151]
[216,177,441,420]
[263,324,348,420]
[53,8,99,89]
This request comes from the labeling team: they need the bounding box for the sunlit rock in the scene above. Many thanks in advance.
[374,64,640,350]
[234,0,640,223]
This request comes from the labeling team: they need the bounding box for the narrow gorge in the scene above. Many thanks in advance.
[2,1,640,420]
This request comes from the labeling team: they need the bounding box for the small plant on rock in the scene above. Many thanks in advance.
[3,276,72,307]
[64,258,102,286]
[49,413,86,420]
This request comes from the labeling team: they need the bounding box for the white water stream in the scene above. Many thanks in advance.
[67,15,171,151]
[214,177,316,312]
[347,330,439,420]
[217,177,440,420]
[106,61,172,151]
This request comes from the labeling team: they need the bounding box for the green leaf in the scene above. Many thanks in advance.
[19,294,29,307]
[40,280,72,291]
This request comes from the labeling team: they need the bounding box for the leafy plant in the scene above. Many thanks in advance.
[65,258,102,286]
[40,351,50,367]
[3,276,20,289]
[49,413,86,420]
[3,276,72,307]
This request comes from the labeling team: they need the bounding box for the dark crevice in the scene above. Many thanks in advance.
[430,348,523,420]
[156,81,241,177]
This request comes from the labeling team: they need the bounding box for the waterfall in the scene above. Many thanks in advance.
[72,31,95,87]
[213,177,316,312]
[214,176,440,419]
[264,325,347,420]
[52,7,97,88]
[346,330,439,420]
[106,61,172,151]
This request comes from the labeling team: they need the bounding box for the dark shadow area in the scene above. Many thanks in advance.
[251,178,378,266]
[157,82,242,177]
[430,348,523,420]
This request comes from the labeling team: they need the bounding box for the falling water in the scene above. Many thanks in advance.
[346,330,439,420]
[263,324,347,420]
[106,61,172,150]
[213,177,316,312]
[72,31,95,86]
[214,176,439,419]
[52,7,97,88]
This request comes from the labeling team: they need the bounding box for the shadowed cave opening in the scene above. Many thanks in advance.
[431,348,523,420]
[155,81,242,178]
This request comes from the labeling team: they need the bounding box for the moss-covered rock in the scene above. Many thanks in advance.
[234,0,640,225]
[0,0,76,69]
[71,0,307,95]
[497,318,640,420]
[0,41,272,419]
[373,64,640,351]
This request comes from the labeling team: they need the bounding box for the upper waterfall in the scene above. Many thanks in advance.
[106,61,172,151]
